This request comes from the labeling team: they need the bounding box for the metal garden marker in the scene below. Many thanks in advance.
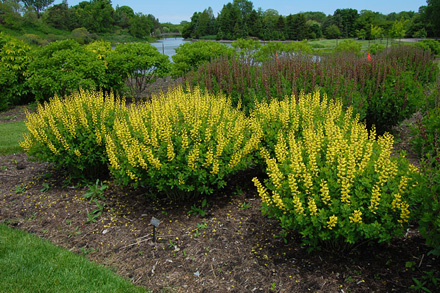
[150,217,160,242]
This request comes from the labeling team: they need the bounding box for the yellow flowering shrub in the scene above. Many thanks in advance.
[107,86,260,199]
[251,91,419,249]
[20,89,126,179]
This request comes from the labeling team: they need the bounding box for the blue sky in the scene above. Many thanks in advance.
[53,0,428,24]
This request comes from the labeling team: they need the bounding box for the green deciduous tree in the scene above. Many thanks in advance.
[333,8,359,38]
[128,13,152,39]
[325,24,341,39]
[0,0,24,28]
[390,18,408,40]
[70,0,114,33]
[106,42,170,97]
[20,0,54,18]
[43,0,70,30]
[425,0,440,37]
[114,5,135,29]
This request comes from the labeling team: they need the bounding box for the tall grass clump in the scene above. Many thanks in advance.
[183,46,437,133]
[251,91,419,250]
[106,86,261,200]
[20,89,126,179]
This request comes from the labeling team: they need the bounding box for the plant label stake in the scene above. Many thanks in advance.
[150,217,160,242]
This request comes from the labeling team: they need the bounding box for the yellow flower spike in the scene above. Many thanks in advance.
[320,179,331,205]
[369,184,381,213]
[253,177,270,206]
[272,191,285,210]
[292,196,304,215]
[307,197,318,216]
[399,201,410,224]
[349,210,362,224]
[327,215,338,230]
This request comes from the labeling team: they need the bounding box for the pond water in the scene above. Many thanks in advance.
[150,37,190,61]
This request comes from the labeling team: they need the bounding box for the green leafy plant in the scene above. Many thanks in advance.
[15,184,26,194]
[240,202,251,210]
[86,201,104,224]
[410,155,440,256]
[197,221,209,229]
[40,183,50,192]
[83,179,108,201]
[409,104,440,256]
[189,199,209,217]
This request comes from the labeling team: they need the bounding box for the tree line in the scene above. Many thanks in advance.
[1,0,439,42]
[182,0,440,40]
[0,0,181,39]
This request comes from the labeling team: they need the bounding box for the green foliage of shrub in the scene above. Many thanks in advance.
[411,157,440,256]
[106,42,170,98]
[411,108,440,158]
[0,35,33,110]
[172,41,234,76]
[366,71,425,133]
[409,96,440,255]
[253,41,313,63]
[71,27,98,45]
[26,39,108,101]
[416,39,440,56]
[231,38,261,64]
[334,39,362,56]
[20,89,127,179]
[251,91,419,250]
[368,43,385,55]
[106,87,260,199]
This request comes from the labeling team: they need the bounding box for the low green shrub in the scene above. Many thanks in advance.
[409,98,440,255]
[416,39,440,56]
[251,91,419,250]
[0,35,33,110]
[366,71,425,133]
[26,39,108,101]
[411,108,440,158]
[106,86,260,199]
[20,89,127,179]
[368,43,386,55]
[411,156,440,256]
[71,27,98,45]
[171,41,234,76]
[334,39,362,56]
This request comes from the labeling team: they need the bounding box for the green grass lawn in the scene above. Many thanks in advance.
[0,121,27,156]
[0,224,147,293]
